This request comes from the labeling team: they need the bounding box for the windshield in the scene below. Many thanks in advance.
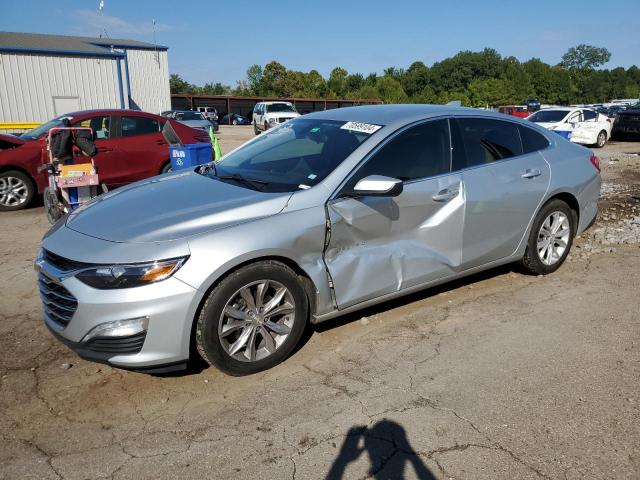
[213,118,376,192]
[21,115,70,140]
[177,112,203,120]
[528,110,568,123]
[266,103,297,113]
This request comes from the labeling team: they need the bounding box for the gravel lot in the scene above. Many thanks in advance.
[1,126,639,479]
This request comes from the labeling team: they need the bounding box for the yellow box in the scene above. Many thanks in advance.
[59,163,94,177]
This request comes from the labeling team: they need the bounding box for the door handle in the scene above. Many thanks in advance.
[432,188,458,202]
[155,140,167,145]
[97,147,113,153]
[521,169,542,179]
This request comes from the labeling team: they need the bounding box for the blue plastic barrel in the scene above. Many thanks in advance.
[169,142,213,171]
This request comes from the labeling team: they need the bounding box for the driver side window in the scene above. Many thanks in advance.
[352,119,451,183]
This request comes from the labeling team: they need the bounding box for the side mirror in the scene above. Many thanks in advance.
[351,175,403,197]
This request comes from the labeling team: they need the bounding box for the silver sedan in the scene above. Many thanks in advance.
[36,105,601,375]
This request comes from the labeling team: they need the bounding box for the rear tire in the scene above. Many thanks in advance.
[160,161,172,174]
[519,199,575,275]
[0,170,35,211]
[195,261,308,375]
[595,130,607,148]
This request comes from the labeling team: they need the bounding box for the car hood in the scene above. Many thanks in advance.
[0,133,26,148]
[266,112,299,118]
[65,171,293,243]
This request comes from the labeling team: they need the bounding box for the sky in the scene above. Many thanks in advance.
[2,0,639,87]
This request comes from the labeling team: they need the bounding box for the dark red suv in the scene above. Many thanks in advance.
[0,109,208,211]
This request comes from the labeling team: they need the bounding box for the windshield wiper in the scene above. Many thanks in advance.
[216,173,268,191]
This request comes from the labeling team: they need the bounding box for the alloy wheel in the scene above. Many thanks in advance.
[218,280,295,362]
[0,176,29,207]
[537,211,571,266]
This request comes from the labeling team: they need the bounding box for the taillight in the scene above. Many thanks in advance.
[590,154,600,173]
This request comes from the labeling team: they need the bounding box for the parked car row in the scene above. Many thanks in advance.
[0,110,208,211]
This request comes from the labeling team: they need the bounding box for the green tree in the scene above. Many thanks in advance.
[199,82,231,95]
[304,70,327,97]
[375,76,408,104]
[327,67,349,97]
[169,74,194,94]
[560,44,611,72]
[560,44,612,100]
[261,61,287,96]
[246,65,264,95]
[468,78,514,107]
[346,73,365,93]
[401,61,430,98]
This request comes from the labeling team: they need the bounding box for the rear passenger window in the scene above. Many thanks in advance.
[519,126,549,153]
[355,119,451,182]
[454,118,522,169]
[121,116,160,137]
[583,110,597,121]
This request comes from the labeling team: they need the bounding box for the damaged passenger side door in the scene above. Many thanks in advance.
[324,119,465,309]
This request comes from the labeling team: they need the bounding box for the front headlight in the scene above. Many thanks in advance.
[76,257,188,289]
[268,117,278,124]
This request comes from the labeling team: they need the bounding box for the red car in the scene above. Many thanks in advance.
[498,105,530,119]
[0,109,208,211]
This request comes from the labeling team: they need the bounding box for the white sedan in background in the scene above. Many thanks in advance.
[527,107,612,147]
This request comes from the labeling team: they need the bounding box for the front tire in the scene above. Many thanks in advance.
[195,261,308,375]
[519,199,575,275]
[0,170,35,211]
[253,122,260,135]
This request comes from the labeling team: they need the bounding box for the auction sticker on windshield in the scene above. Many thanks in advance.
[340,121,382,134]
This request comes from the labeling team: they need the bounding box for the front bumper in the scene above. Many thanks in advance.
[36,259,203,371]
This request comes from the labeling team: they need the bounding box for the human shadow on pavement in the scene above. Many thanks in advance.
[326,420,436,479]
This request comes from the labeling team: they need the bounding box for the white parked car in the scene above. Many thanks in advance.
[253,101,300,135]
[527,107,612,148]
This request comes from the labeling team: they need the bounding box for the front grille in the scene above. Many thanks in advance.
[278,117,292,123]
[43,250,90,271]
[84,331,146,354]
[38,273,78,327]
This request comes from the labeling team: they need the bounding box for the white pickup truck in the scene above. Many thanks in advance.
[527,107,612,147]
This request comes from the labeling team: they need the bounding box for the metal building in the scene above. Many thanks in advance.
[0,32,170,131]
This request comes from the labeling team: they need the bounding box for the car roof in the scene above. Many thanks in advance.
[259,101,293,105]
[64,109,161,118]
[304,104,485,125]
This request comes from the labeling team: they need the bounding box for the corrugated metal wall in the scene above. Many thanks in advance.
[125,49,170,114]
[0,52,121,123]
